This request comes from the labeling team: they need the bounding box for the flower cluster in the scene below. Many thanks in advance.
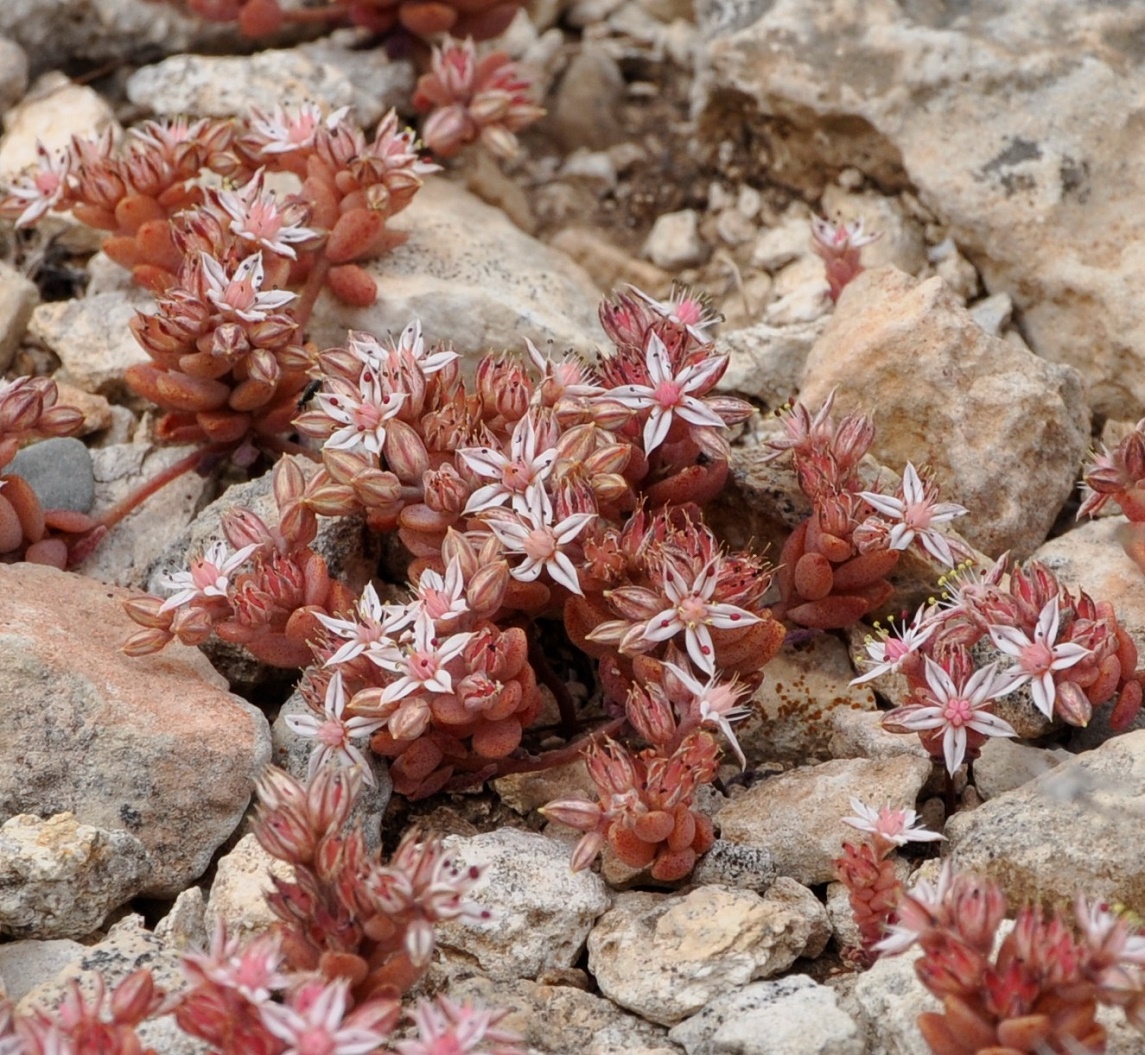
[1,107,439,453]
[0,764,522,1055]
[834,797,943,965]
[811,215,881,302]
[857,556,1144,772]
[880,864,1145,1054]
[764,393,970,630]
[413,38,545,161]
[0,377,93,569]
[124,457,356,667]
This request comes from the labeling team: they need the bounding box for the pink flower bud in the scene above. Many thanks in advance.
[540,798,606,833]
[466,559,509,616]
[383,419,430,483]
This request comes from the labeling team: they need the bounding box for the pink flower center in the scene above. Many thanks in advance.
[410,652,439,681]
[244,200,284,242]
[1020,641,1055,674]
[941,696,974,728]
[652,379,684,409]
[677,595,708,627]
[902,502,935,532]
[295,1029,336,1055]
[883,638,910,664]
[501,459,532,491]
[317,719,348,749]
[523,528,557,562]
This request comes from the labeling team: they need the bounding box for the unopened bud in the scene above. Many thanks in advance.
[383,419,430,483]
[466,559,509,616]
[110,969,160,1025]
[1056,679,1093,727]
[120,626,174,656]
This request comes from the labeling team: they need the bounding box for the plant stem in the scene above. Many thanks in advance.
[294,256,332,330]
[98,443,229,533]
[528,636,579,738]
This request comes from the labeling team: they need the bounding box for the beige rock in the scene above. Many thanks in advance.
[829,709,930,764]
[669,974,865,1055]
[0,261,36,373]
[125,50,358,120]
[52,381,112,436]
[0,563,271,898]
[0,938,84,1004]
[29,290,154,400]
[717,316,826,409]
[587,879,829,1026]
[799,266,1090,558]
[73,441,214,589]
[946,728,1145,912]
[447,974,679,1055]
[644,210,709,271]
[548,46,626,151]
[739,634,876,764]
[204,834,294,944]
[716,755,934,884]
[972,737,1069,801]
[695,0,1145,420]
[0,37,28,112]
[437,829,611,982]
[494,758,597,815]
[0,73,117,176]
[0,813,148,939]
[155,886,208,953]
[550,226,672,294]
[308,179,606,364]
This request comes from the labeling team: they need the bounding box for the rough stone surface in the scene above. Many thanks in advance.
[308,179,606,364]
[126,49,357,120]
[587,879,830,1026]
[204,833,294,944]
[691,840,776,893]
[16,914,207,1055]
[0,938,85,1004]
[0,813,148,940]
[1034,516,1145,664]
[74,441,214,589]
[716,755,934,885]
[155,886,208,954]
[738,634,876,764]
[694,0,1145,420]
[436,829,611,981]
[0,37,28,112]
[946,729,1145,912]
[0,0,223,74]
[668,974,865,1055]
[448,974,680,1055]
[494,758,597,815]
[798,266,1090,558]
[972,737,1069,801]
[6,437,95,515]
[295,34,415,127]
[851,946,934,1055]
[643,209,708,270]
[548,45,626,151]
[715,318,828,409]
[0,563,271,898]
[828,709,930,763]
[29,290,154,401]
[0,73,117,176]
[0,260,37,373]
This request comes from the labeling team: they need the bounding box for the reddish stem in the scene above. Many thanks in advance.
[282,2,351,22]
[294,256,332,331]
[97,443,230,532]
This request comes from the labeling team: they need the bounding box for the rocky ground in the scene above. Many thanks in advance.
[4,1,1145,1053]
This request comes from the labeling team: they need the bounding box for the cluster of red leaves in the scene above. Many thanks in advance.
[0,766,523,1055]
[124,457,355,667]
[763,393,969,630]
[883,864,1145,1055]
[413,38,545,160]
[0,377,95,569]
[159,0,520,41]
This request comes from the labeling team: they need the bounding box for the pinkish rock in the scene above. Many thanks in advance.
[0,563,271,897]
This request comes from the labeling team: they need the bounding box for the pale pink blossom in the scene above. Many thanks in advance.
[459,413,557,516]
[260,979,389,1055]
[603,332,727,452]
[215,169,318,259]
[859,462,967,567]
[988,598,1092,719]
[874,860,957,955]
[396,996,522,1055]
[182,925,288,1005]
[2,141,72,226]
[285,671,385,786]
[246,102,352,155]
[851,605,936,684]
[663,660,751,767]
[841,796,944,846]
[483,490,594,595]
[641,559,761,675]
[370,610,473,702]
[887,657,1016,774]
[317,583,415,666]
[414,557,469,626]
[200,251,296,323]
[157,540,258,612]
[317,370,407,457]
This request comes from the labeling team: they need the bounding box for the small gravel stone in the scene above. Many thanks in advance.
[6,437,94,514]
